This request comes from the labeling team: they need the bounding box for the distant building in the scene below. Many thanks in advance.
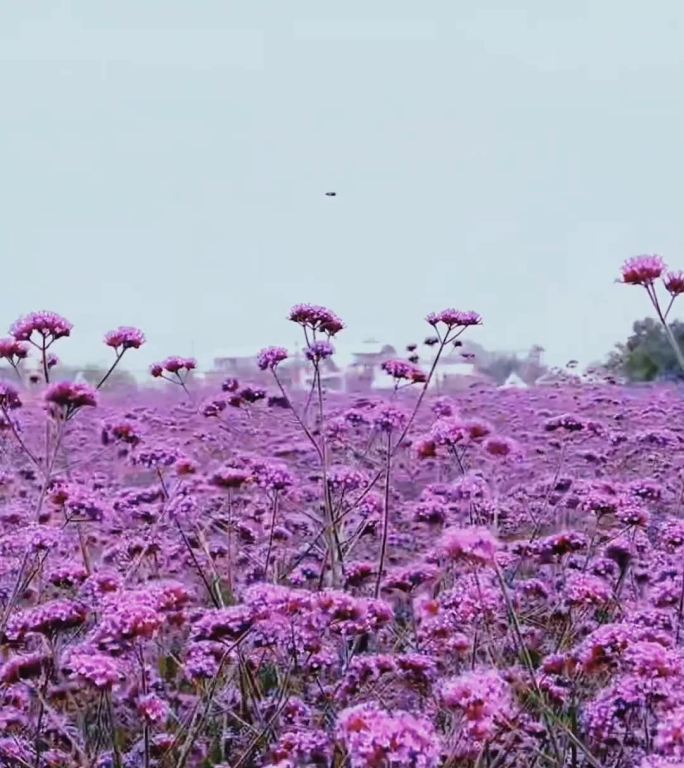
[346,340,397,392]
[213,347,262,378]
[432,352,495,391]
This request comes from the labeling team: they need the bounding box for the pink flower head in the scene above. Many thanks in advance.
[305,340,335,361]
[151,357,196,377]
[620,254,666,286]
[654,706,684,758]
[483,435,517,458]
[664,271,684,297]
[10,311,72,342]
[431,417,467,447]
[163,356,196,374]
[373,405,408,433]
[221,377,239,392]
[257,346,289,371]
[464,418,492,441]
[7,599,88,641]
[0,383,22,410]
[426,309,482,329]
[104,326,146,350]
[336,703,441,768]
[289,304,344,336]
[0,338,29,361]
[564,573,612,607]
[44,381,98,411]
[64,649,123,690]
[137,693,169,725]
[381,359,427,383]
[439,526,500,566]
[441,669,514,741]
[210,466,252,489]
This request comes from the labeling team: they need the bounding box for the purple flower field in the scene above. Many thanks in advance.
[3,260,684,767]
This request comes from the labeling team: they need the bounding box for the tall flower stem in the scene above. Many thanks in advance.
[645,283,684,373]
[96,350,124,390]
[373,431,393,598]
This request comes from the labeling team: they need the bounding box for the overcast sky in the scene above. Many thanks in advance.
[1,1,682,372]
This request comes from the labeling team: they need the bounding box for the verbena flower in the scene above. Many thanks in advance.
[104,326,146,350]
[305,340,335,361]
[0,383,22,410]
[0,338,29,361]
[45,381,97,411]
[381,358,426,382]
[10,311,72,342]
[336,703,441,768]
[258,346,289,370]
[620,254,666,285]
[426,308,482,329]
[289,304,344,336]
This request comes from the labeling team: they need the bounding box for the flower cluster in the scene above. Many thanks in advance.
[44,381,98,412]
[258,346,289,370]
[10,311,73,342]
[2,278,684,767]
[426,308,482,329]
[381,358,427,382]
[151,356,197,377]
[104,326,146,350]
[289,303,344,335]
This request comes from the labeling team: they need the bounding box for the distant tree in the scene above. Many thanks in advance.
[607,317,684,382]
[477,354,520,386]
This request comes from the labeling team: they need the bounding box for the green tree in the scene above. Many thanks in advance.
[608,317,684,382]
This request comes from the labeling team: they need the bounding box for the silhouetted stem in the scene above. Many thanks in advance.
[374,432,393,598]
[96,350,124,390]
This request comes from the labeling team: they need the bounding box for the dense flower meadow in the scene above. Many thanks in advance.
[2,257,684,767]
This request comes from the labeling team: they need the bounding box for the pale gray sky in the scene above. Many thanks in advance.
[1,1,683,371]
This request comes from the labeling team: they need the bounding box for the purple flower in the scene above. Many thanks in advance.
[289,304,345,336]
[483,435,517,458]
[0,383,22,410]
[210,465,252,488]
[439,526,500,566]
[44,381,98,411]
[373,405,408,433]
[137,694,170,725]
[63,649,124,690]
[336,703,441,768]
[620,254,666,285]
[441,669,514,741]
[257,346,289,370]
[221,377,239,392]
[305,340,335,362]
[381,359,426,382]
[664,270,684,296]
[426,308,482,329]
[0,338,29,361]
[6,599,88,641]
[10,311,73,342]
[162,356,196,373]
[104,326,146,350]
